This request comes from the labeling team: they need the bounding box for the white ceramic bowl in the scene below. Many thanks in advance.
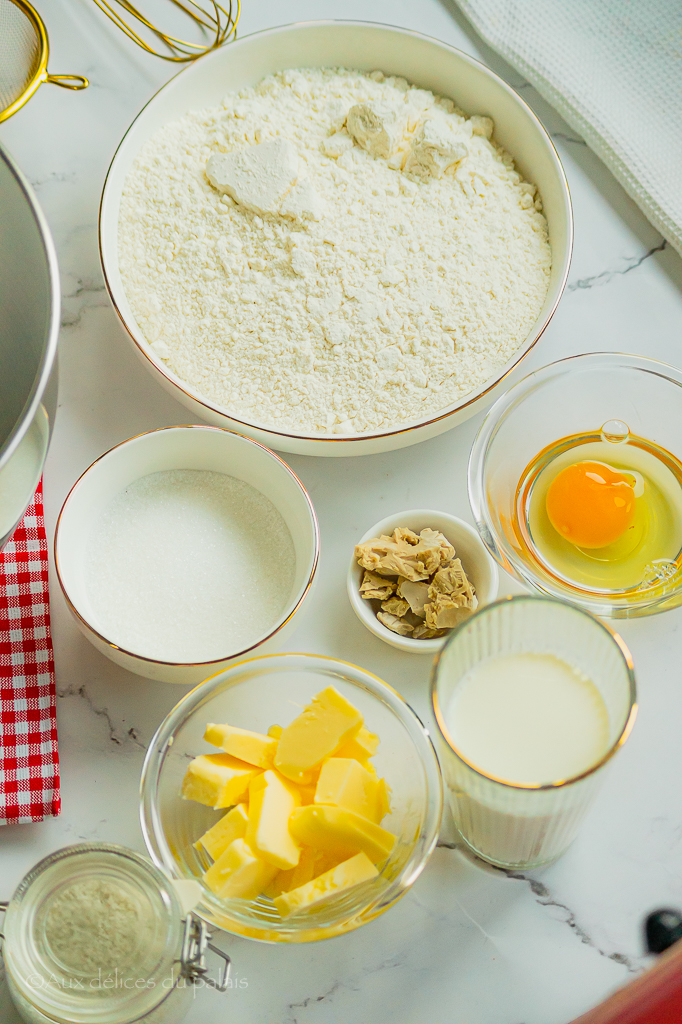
[99,20,572,457]
[347,509,499,654]
[55,426,319,684]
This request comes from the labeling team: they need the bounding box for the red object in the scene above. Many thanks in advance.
[0,480,60,824]
[572,941,682,1024]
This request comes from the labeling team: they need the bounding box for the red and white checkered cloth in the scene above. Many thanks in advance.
[0,480,60,825]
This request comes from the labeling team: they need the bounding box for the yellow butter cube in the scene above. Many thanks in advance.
[277,847,322,893]
[359,769,391,818]
[246,770,301,870]
[335,726,379,764]
[203,838,277,900]
[181,754,260,809]
[288,805,395,865]
[274,686,363,783]
[267,724,283,739]
[375,777,391,821]
[274,852,378,918]
[287,848,344,894]
[204,723,278,769]
[314,758,387,824]
[263,846,333,898]
[194,803,249,860]
[261,872,289,900]
[297,783,318,805]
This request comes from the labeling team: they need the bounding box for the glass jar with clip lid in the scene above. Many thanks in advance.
[0,842,231,1024]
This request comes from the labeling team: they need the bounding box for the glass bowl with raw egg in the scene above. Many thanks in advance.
[468,353,682,617]
[140,653,443,943]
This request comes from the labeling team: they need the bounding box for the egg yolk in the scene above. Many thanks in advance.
[546,461,636,549]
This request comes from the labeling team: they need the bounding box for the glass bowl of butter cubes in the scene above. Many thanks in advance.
[140,653,443,942]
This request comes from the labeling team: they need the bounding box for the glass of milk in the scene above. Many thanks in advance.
[431,596,637,869]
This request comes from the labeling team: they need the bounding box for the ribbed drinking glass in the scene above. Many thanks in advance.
[431,596,637,869]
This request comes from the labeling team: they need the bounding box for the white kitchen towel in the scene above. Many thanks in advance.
[456,0,682,255]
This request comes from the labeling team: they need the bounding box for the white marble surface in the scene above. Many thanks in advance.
[2,2,682,1021]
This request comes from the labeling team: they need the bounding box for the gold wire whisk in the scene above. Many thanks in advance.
[89,0,240,62]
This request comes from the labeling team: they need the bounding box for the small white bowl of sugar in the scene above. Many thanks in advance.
[55,426,319,683]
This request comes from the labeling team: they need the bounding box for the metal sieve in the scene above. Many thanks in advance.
[0,0,88,123]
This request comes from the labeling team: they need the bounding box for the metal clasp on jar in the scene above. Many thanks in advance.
[180,914,231,992]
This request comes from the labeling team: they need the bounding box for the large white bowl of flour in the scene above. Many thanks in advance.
[100,21,572,457]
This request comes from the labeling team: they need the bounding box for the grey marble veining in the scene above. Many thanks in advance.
[1,1,681,1021]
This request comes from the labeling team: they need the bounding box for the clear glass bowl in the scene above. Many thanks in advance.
[140,653,443,943]
[468,352,682,617]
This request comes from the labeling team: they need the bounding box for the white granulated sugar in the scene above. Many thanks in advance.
[119,68,551,435]
[85,470,296,661]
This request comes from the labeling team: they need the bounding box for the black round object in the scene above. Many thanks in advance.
[645,909,682,954]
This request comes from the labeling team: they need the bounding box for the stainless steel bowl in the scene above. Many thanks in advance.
[100,20,572,457]
[0,143,59,546]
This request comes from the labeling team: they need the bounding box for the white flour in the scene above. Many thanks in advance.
[119,68,551,435]
[85,470,296,661]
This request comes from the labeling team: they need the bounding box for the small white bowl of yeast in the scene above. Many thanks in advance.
[55,426,319,683]
[348,509,498,654]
